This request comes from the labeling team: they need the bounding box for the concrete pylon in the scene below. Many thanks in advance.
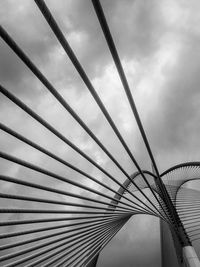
[183,246,200,267]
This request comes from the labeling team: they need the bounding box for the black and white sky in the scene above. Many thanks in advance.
[1,0,200,266]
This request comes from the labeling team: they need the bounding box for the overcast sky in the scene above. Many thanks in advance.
[1,0,200,266]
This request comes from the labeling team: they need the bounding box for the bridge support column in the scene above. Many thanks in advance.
[183,246,200,267]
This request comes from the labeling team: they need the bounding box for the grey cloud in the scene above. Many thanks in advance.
[101,0,163,59]
[1,0,200,266]
[97,215,161,267]
[45,0,164,81]
[0,1,57,98]
[145,30,200,171]
[0,0,164,105]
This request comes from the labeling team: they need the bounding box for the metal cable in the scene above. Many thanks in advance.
[0,153,151,214]
[0,122,151,211]
[0,216,124,266]
[0,84,160,216]
[33,0,166,222]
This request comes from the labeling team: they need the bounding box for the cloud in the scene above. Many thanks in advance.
[97,215,161,267]
[1,0,200,266]
[141,0,200,171]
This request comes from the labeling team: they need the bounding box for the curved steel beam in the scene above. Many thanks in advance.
[89,162,200,267]
[86,171,162,267]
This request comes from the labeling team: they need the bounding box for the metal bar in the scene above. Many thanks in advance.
[1,217,124,266]
[177,207,200,212]
[0,216,127,240]
[90,0,159,175]
[190,236,200,242]
[176,200,200,204]
[33,0,166,222]
[177,194,200,200]
[0,153,148,213]
[0,216,123,257]
[0,192,135,213]
[0,175,147,215]
[34,218,126,267]
[0,208,131,216]
[25,221,118,267]
[0,26,154,212]
[178,212,200,219]
[28,217,129,267]
[0,213,129,227]
[176,203,200,207]
[187,227,200,234]
[188,232,200,238]
[90,0,175,224]
[76,217,129,267]
[181,215,200,222]
[0,123,140,210]
[184,221,200,228]
[33,0,136,176]
[60,219,125,267]
[0,85,158,216]
[176,198,200,203]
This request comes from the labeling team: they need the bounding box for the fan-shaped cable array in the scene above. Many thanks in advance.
[0,0,198,266]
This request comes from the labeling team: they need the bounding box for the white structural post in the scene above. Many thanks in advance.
[183,246,200,267]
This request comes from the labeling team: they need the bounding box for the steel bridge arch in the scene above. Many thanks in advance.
[90,163,200,267]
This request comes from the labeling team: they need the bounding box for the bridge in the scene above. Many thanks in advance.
[0,0,200,266]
